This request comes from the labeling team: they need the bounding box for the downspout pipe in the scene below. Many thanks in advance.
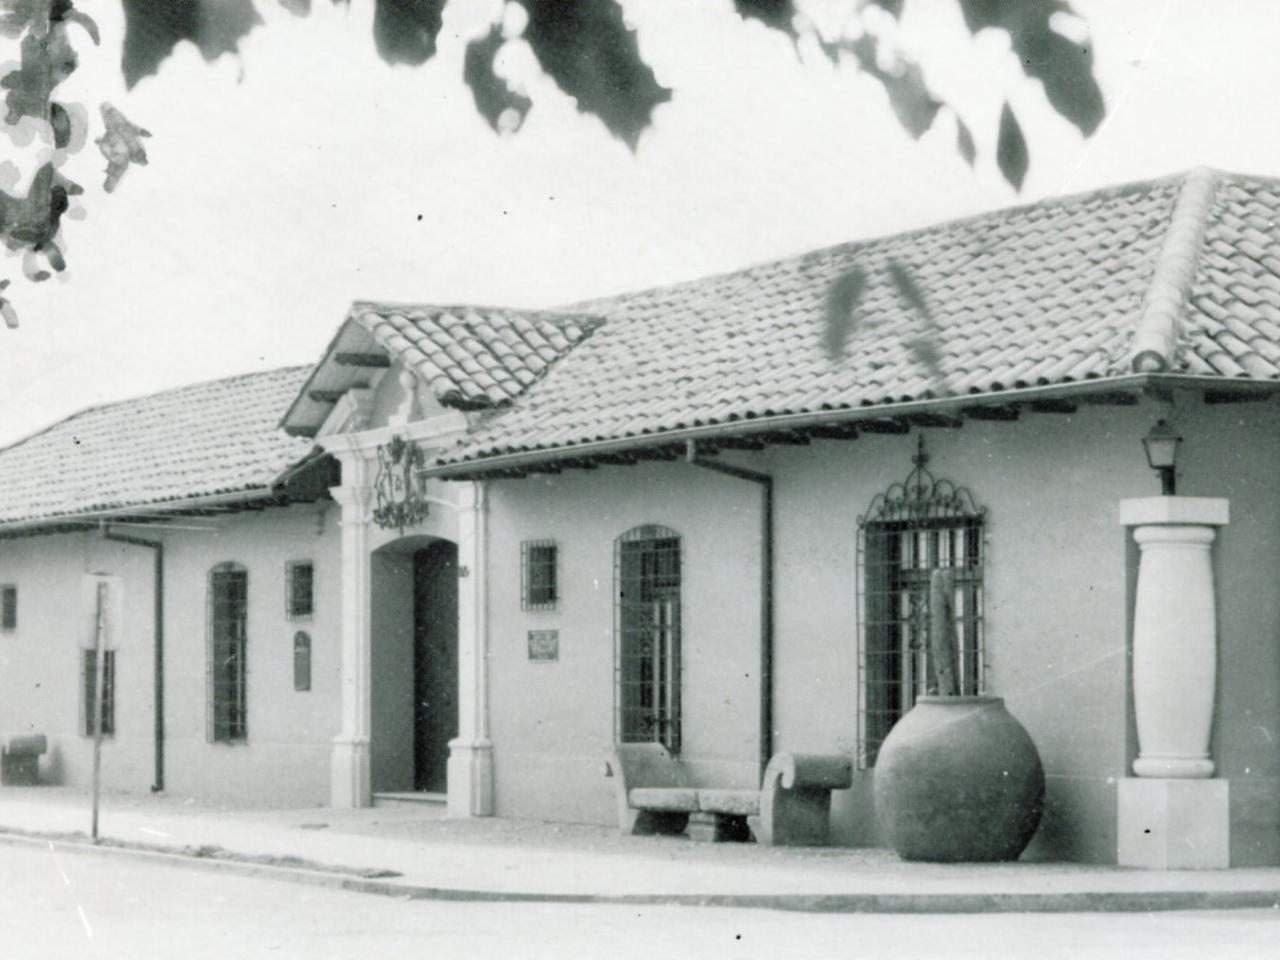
[684,440,774,783]
[101,527,165,793]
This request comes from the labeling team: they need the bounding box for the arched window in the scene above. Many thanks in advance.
[615,525,682,752]
[858,440,985,766]
[207,562,249,742]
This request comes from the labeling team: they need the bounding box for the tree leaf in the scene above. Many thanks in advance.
[0,279,17,329]
[958,0,1104,137]
[1,27,75,124]
[0,0,47,39]
[956,114,976,166]
[372,0,445,67]
[464,25,532,134]
[867,0,905,18]
[278,0,310,15]
[516,0,672,150]
[888,259,947,392]
[121,0,263,89]
[848,35,941,140]
[95,102,151,193]
[996,102,1028,190]
[49,99,69,146]
[732,0,797,36]
[0,162,82,253]
[822,265,867,360]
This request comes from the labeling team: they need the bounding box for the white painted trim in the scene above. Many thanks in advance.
[1119,496,1229,527]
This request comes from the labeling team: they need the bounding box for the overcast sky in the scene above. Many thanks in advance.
[1,0,1276,446]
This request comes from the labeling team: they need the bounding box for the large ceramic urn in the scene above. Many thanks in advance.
[873,696,1045,862]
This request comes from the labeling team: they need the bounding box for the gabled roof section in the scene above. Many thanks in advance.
[0,367,317,528]
[430,169,1280,473]
[280,303,604,436]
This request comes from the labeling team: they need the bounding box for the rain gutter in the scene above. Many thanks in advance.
[0,487,279,537]
[100,527,166,793]
[421,373,1280,479]
[684,439,774,783]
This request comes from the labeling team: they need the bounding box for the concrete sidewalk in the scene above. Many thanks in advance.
[0,787,1277,913]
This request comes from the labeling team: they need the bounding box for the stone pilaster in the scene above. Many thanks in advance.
[447,480,494,817]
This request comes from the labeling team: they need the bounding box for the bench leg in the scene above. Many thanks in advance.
[0,754,39,787]
[632,810,690,836]
[687,812,752,843]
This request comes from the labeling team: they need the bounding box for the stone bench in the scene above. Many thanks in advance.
[603,743,852,845]
[0,734,46,786]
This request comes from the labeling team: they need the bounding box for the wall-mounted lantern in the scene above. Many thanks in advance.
[1141,419,1181,496]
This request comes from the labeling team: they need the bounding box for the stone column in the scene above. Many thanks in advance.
[1117,496,1230,868]
[329,453,374,808]
[447,480,494,816]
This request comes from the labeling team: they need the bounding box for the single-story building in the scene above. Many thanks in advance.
[2,168,1278,866]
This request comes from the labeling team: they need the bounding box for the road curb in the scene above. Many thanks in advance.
[2,830,1278,915]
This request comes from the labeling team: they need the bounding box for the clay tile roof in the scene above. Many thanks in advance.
[351,305,604,411]
[432,169,1280,471]
[0,367,316,527]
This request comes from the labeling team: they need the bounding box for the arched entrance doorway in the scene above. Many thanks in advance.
[370,537,459,797]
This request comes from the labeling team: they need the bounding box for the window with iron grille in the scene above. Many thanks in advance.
[286,561,314,621]
[857,440,985,767]
[521,540,558,611]
[207,563,249,743]
[0,585,15,630]
[81,649,115,737]
[615,525,682,752]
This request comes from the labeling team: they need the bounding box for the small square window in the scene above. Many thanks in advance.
[521,540,557,611]
[286,561,314,621]
[0,585,15,630]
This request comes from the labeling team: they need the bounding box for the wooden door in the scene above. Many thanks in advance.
[413,542,459,793]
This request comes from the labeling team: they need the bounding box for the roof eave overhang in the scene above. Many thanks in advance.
[422,373,1280,479]
[0,486,282,537]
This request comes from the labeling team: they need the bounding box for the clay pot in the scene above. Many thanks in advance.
[873,695,1044,862]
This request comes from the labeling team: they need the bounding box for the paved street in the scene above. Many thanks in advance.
[0,844,1275,960]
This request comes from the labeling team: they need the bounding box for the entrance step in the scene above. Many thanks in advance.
[373,791,448,810]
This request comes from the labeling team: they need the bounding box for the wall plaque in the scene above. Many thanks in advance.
[527,629,559,663]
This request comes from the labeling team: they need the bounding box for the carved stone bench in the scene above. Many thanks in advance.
[0,734,47,786]
[603,743,852,845]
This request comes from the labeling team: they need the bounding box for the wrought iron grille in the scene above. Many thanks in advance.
[207,563,249,743]
[614,525,682,753]
[286,560,314,621]
[81,649,115,737]
[521,540,558,611]
[857,438,986,767]
[0,584,15,630]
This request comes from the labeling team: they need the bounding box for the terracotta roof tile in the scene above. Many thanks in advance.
[431,170,1280,469]
[0,367,315,526]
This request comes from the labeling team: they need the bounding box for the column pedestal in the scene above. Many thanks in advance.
[1118,496,1230,869]
[330,736,371,809]
[1117,779,1230,869]
[446,738,494,817]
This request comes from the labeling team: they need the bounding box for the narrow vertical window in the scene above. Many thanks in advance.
[81,649,116,736]
[858,440,985,767]
[521,540,558,611]
[286,561,314,620]
[293,631,312,692]
[615,525,682,753]
[0,585,16,630]
[208,563,249,742]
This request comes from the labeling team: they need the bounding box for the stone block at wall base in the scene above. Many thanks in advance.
[1117,778,1229,869]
